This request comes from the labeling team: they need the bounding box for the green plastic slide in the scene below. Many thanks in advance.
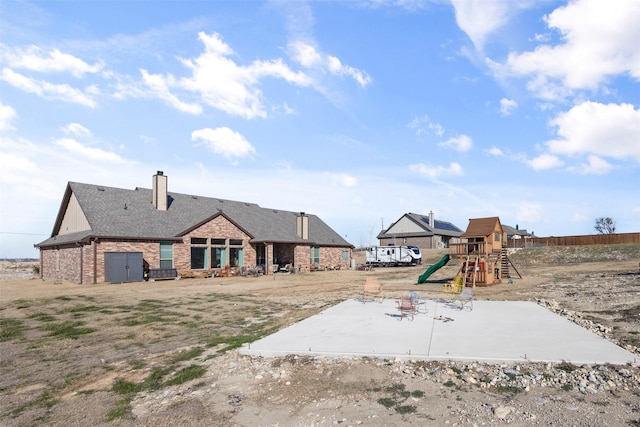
[417,254,450,284]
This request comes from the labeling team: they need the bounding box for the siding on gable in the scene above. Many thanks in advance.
[387,216,423,234]
[58,193,91,236]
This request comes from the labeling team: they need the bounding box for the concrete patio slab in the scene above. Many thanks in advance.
[240,299,637,365]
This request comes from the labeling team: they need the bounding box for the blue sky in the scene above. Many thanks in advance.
[1,0,639,258]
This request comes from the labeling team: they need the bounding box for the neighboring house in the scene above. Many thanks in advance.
[377,211,463,249]
[503,224,534,241]
[35,172,353,284]
[449,216,505,286]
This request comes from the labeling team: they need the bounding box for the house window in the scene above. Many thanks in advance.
[310,246,320,265]
[494,232,501,242]
[211,238,225,245]
[190,247,207,269]
[191,237,207,245]
[159,242,173,269]
[229,239,243,246]
[256,245,266,265]
[342,251,349,261]
[211,247,226,268]
[229,248,243,267]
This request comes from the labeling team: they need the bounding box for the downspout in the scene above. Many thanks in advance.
[93,238,98,284]
[77,242,83,285]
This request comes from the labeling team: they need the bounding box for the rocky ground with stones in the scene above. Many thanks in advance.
[1,244,639,426]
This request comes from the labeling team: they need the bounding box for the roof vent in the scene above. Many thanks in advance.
[97,186,105,191]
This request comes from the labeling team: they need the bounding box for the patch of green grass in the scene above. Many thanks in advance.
[556,361,578,373]
[58,304,103,314]
[127,359,146,369]
[377,397,396,408]
[7,391,58,418]
[443,380,456,387]
[112,378,139,395]
[171,347,204,363]
[41,320,96,339]
[395,405,416,414]
[0,318,26,341]
[561,384,573,391]
[28,312,57,322]
[376,382,424,415]
[206,335,257,353]
[165,364,206,386]
[54,296,73,301]
[496,385,521,394]
[106,397,132,421]
[385,383,406,393]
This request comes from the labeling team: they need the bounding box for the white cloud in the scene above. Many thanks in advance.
[485,146,504,156]
[0,102,17,131]
[450,0,517,50]
[429,122,445,137]
[571,212,589,222]
[573,155,613,175]
[516,202,545,223]
[1,68,96,107]
[439,134,472,152]
[53,138,129,163]
[526,153,564,170]
[328,173,358,187]
[140,69,202,115]
[191,127,256,161]
[0,152,37,175]
[174,32,312,118]
[409,162,463,179]
[61,123,91,137]
[500,98,518,116]
[488,0,640,100]
[1,45,104,77]
[408,115,444,137]
[547,102,640,163]
[288,41,371,88]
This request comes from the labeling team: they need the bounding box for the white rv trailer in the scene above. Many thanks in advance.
[365,245,422,267]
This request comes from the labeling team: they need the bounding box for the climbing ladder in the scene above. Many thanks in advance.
[500,249,522,279]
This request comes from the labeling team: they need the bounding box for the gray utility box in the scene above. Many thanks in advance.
[105,252,143,283]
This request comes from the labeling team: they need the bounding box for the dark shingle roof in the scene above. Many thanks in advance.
[377,213,463,239]
[36,182,351,248]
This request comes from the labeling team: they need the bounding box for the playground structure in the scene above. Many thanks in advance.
[417,253,450,283]
[417,216,521,288]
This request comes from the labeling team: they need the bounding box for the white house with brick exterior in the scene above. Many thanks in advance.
[36,172,353,284]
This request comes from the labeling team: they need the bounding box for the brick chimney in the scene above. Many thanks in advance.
[152,171,168,211]
[296,212,309,239]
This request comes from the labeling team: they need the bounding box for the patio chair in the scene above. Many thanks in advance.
[396,293,417,320]
[443,275,464,294]
[278,264,291,273]
[363,277,384,303]
[457,287,473,311]
[409,290,428,314]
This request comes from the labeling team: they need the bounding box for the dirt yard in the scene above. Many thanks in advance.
[1,245,639,426]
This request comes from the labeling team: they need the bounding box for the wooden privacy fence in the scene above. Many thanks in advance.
[508,232,640,248]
